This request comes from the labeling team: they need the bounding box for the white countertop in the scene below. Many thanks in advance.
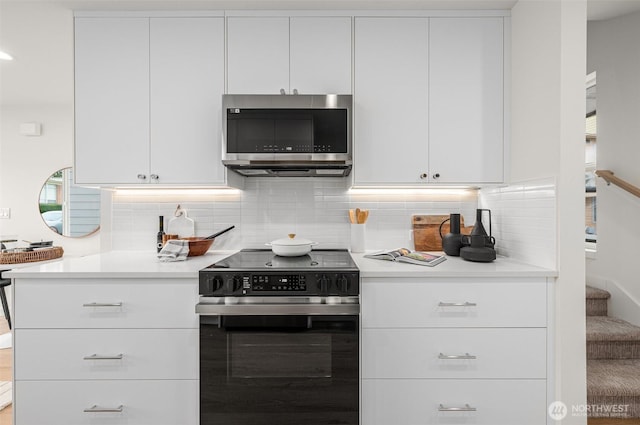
[350,253,556,278]
[5,250,556,280]
[4,250,237,279]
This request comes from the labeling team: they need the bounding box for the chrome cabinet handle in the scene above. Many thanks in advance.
[438,403,476,412]
[292,88,299,95]
[150,174,159,181]
[137,174,147,180]
[280,88,286,95]
[83,302,123,307]
[438,352,477,360]
[420,173,428,180]
[432,173,441,179]
[84,405,124,413]
[438,301,477,307]
[83,353,124,360]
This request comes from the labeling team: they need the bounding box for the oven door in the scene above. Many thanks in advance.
[199,313,359,425]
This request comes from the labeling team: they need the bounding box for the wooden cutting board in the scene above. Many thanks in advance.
[412,214,472,251]
[167,209,195,238]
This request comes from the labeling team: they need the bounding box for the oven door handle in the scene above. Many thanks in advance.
[195,303,359,316]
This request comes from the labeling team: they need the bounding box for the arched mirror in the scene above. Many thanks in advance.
[38,168,101,237]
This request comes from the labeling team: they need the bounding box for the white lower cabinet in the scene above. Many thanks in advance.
[362,328,546,379]
[15,328,198,380]
[361,277,549,424]
[14,279,198,329]
[15,380,198,425]
[362,278,547,328]
[362,379,547,425]
[13,278,199,425]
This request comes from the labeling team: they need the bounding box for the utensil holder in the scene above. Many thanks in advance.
[350,224,366,253]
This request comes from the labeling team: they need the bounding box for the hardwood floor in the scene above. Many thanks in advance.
[0,317,11,425]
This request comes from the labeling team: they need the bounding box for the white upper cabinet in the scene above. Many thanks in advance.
[150,17,226,185]
[353,17,430,185]
[227,16,352,94]
[75,18,150,185]
[289,17,352,94]
[429,17,504,184]
[74,12,505,187]
[74,16,227,185]
[227,17,290,94]
[353,16,505,186]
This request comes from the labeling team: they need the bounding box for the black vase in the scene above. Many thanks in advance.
[439,213,463,256]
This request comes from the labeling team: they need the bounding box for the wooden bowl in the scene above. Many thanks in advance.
[181,237,214,257]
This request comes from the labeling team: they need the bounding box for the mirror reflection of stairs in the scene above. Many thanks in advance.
[586,285,640,419]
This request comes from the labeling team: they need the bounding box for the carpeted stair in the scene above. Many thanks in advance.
[586,285,640,419]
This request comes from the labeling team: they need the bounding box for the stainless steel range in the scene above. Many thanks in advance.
[197,249,360,425]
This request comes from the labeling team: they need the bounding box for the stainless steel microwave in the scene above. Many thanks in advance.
[221,94,352,177]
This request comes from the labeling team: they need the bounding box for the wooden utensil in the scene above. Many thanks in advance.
[361,210,369,223]
[355,208,361,223]
[349,209,357,224]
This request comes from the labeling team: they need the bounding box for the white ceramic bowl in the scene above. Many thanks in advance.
[267,234,318,257]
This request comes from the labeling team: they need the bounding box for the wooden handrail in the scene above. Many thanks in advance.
[595,170,640,199]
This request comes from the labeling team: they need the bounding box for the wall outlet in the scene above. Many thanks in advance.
[0,208,10,219]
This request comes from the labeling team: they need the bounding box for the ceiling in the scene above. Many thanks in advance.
[2,0,640,107]
[588,0,640,21]
[8,0,640,19]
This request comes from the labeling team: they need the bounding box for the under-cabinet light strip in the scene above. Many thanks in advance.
[114,188,241,196]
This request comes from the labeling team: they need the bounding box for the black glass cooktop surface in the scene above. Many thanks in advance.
[202,249,358,271]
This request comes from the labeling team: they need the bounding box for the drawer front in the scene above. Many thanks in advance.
[362,328,546,379]
[362,279,547,328]
[15,329,198,380]
[362,379,547,425]
[15,380,198,425]
[14,279,198,328]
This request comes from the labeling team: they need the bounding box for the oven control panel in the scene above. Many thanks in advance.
[251,275,307,291]
[199,272,359,297]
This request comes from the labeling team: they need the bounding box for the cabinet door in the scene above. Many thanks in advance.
[16,380,198,425]
[362,328,546,379]
[227,17,290,94]
[290,17,352,94]
[150,17,226,184]
[362,379,547,425]
[353,18,429,185]
[15,329,198,380]
[429,17,504,183]
[14,279,199,329]
[74,18,150,185]
[361,279,547,328]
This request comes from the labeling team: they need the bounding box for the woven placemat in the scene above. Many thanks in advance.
[0,246,63,264]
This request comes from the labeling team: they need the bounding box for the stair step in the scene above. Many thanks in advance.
[586,286,611,316]
[587,285,612,300]
[587,359,640,418]
[587,316,640,359]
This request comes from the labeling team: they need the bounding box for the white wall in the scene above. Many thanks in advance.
[479,177,557,270]
[511,1,587,424]
[110,180,478,252]
[0,2,101,256]
[587,11,640,315]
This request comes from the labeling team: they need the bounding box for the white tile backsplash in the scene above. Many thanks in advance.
[479,177,557,269]
[110,178,479,252]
